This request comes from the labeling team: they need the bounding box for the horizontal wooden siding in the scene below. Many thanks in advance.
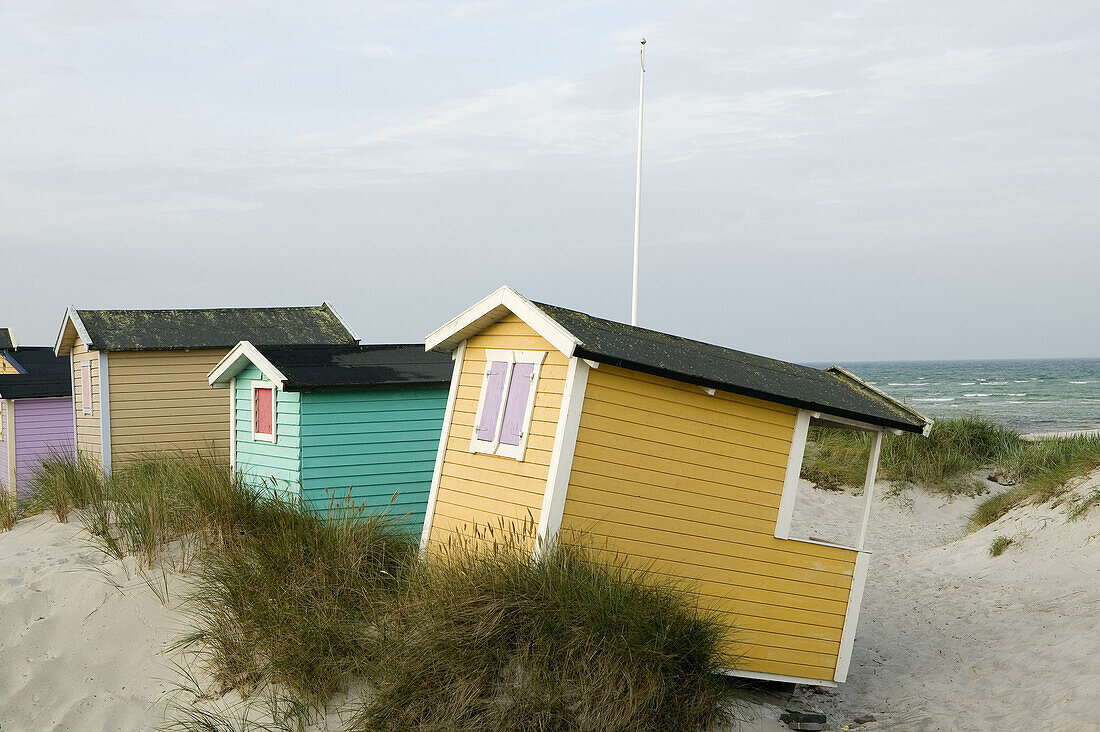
[107,349,230,464]
[234,365,301,498]
[427,314,567,547]
[71,337,100,462]
[299,386,448,529]
[559,365,858,683]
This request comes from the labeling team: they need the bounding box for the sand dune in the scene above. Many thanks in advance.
[2,474,1099,731]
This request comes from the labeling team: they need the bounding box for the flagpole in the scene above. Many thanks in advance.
[631,38,645,326]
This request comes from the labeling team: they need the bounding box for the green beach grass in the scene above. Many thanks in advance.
[20,452,743,732]
[799,415,1100,527]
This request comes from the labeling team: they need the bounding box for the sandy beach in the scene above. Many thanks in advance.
[3,473,1099,731]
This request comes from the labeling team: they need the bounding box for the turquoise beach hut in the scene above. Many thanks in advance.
[208,341,453,528]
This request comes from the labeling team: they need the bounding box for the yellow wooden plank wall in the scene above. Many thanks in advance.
[107,349,230,463]
[427,314,568,548]
[559,365,858,682]
[0,356,20,374]
[71,337,101,462]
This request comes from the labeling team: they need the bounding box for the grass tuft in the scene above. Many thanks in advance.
[0,487,16,531]
[988,535,1013,557]
[353,534,740,732]
[21,450,104,522]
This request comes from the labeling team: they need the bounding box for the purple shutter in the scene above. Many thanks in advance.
[476,361,509,441]
[498,362,535,446]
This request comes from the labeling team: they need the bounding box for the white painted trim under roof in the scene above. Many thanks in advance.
[425,286,580,358]
[828,365,933,436]
[321,301,361,344]
[208,341,288,389]
[420,339,467,551]
[98,352,111,474]
[535,356,590,548]
[833,551,871,682]
[54,306,92,357]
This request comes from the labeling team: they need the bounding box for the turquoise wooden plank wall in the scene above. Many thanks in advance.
[233,364,302,498]
[299,387,448,529]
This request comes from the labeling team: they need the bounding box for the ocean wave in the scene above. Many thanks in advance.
[978,381,1008,385]
[1006,393,1026,397]
[1014,380,1034,383]
[963,393,991,398]
[958,382,976,386]
[1069,380,1095,384]
[888,382,927,386]
[913,397,955,403]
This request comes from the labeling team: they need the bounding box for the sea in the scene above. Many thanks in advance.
[815,359,1100,435]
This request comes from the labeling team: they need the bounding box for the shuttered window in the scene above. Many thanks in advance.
[252,384,276,442]
[80,361,93,416]
[471,350,545,460]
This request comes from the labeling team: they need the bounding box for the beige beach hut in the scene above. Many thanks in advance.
[54,306,357,471]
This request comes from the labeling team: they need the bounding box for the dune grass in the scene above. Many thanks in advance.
[798,415,1100,527]
[801,415,1019,496]
[0,487,15,531]
[23,451,739,731]
[354,534,739,732]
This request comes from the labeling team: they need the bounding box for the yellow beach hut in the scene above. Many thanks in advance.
[53,306,358,471]
[420,287,930,687]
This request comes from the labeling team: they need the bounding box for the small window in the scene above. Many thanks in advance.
[80,360,93,416]
[252,383,276,442]
[470,350,545,461]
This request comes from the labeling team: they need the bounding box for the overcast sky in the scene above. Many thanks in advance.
[2,1,1097,362]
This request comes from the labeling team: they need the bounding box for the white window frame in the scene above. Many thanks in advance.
[469,349,546,461]
[774,409,884,552]
[250,381,277,443]
[80,360,93,416]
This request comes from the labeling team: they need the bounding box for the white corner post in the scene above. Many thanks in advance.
[774,409,811,539]
[228,376,237,470]
[5,400,16,494]
[536,357,591,550]
[855,430,883,550]
[98,352,111,474]
[419,340,467,551]
[631,38,646,327]
[833,550,870,683]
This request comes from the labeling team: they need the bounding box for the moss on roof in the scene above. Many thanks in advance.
[0,328,14,351]
[532,301,929,434]
[75,306,356,352]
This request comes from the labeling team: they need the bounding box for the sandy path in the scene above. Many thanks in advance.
[0,515,185,731]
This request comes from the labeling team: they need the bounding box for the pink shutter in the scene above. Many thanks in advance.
[475,361,509,441]
[254,388,273,436]
[498,362,535,446]
[80,361,92,415]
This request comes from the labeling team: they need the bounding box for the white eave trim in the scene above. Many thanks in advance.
[5,328,15,350]
[208,340,288,390]
[425,286,580,358]
[322,301,361,344]
[826,365,933,436]
[54,306,93,356]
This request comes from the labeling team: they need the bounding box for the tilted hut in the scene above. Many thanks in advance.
[419,287,930,687]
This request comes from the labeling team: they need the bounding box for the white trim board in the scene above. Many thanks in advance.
[420,340,467,551]
[774,409,811,540]
[68,355,78,459]
[425,286,580,357]
[5,399,16,494]
[834,551,871,682]
[228,376,237,470]
[322,301,361,344]
[535,356,590,548]
[98,352,111,474]
[54,306,93,356]
[723,668,838,688]
[208,341,288,389]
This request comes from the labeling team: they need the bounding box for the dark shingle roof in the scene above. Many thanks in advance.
[257,344,453,392]
[532,302,929,434]
[0,347,72,399]
[75,306,356,351]
[0,328,14,350]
